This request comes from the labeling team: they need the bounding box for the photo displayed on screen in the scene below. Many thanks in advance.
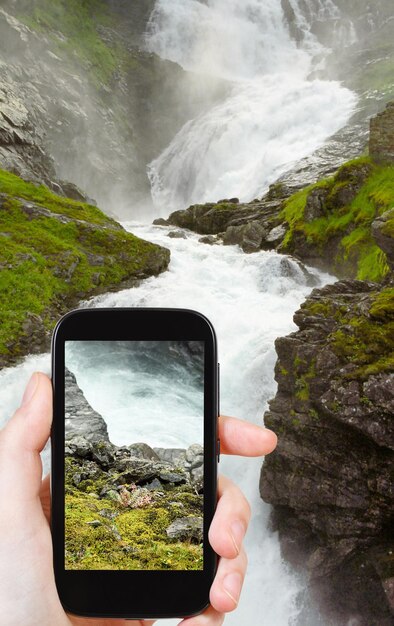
[64,340,204,571]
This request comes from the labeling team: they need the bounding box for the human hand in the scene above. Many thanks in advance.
[0,372,277,626]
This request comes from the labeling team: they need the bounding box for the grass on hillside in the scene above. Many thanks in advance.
[0,170,166,357]
[281,157,393,281]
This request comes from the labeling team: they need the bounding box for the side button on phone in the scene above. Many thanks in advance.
[217,362,220,417]
[217,437,221,463]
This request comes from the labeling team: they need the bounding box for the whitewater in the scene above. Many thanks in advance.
[146,0,356,213]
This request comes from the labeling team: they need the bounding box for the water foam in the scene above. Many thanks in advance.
[145,0,356,213]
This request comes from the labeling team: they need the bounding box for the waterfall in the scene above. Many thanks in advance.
[145,0,356,213]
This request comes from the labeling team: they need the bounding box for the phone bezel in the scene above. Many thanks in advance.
[51,307,218,619]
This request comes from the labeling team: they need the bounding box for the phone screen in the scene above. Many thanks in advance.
[64,340,204,571]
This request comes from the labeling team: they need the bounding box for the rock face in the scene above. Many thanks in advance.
[164,153,393,284]
[166,517,203,543]
[372,208,394,269]
[0,4,226,213]
[260,279,394,625]
[65,369,109,443]
[370,102,394,164]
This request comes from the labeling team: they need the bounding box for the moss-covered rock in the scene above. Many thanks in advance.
[0,170,170,367]
[279,157,393,281]
[260,278,394,624]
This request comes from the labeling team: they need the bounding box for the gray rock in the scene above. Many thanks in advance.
[372,208,394,270]
[113,457,163,485]
[185,444,204,489]
[145,478,163,491]
[166,516,203,543]
[91,441,116,467]
[198,235,217,245]
[223,220,267,252]
[167,229,187,239]
[65,436,92,458]
[65,368,109,443]
[260,278,394,624]
[102,489,122,503]
[128,443,160,461]
[185,444,203,466]
[158,470,186,484]
[154,447,186,467]
[265,224,287,245]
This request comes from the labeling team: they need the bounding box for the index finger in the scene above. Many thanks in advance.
[218,415,277,457]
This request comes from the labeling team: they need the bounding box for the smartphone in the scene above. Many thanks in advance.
[51,308,219,619]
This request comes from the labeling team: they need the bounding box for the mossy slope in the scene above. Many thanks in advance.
[0,170,170,366]
[280,157,394,281]
[65,454,203,571]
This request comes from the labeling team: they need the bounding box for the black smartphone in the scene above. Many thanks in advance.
[51,308,219,619]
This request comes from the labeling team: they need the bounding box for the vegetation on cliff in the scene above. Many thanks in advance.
[0,170,170,366]
[280,157,393,281]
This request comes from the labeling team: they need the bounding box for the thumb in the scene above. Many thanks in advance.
[0,372,52,505]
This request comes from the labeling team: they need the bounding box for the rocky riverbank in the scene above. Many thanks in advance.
[161,101,394,623]
[260,277,394,625]
[257,106,394,625]
[0,170,170,369]
[64,368,204,570]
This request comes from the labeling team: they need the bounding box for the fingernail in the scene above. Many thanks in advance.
[223,572,242,607]
[229,520,246,555]
[22,373,39,407]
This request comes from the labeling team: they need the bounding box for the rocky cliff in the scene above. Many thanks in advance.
[260,277,394,625]
[258,109,394,625]
[0,1,226,214]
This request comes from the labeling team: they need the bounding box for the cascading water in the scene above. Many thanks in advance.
[0,225,335,625]
[145,0,356,213]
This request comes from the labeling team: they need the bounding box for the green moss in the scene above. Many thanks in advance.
[329,287,394,379]
[294,359,316,402]
[280,157,393,281]
[0,170,168,359]
[0,170,117,225]
[65,484,203,570]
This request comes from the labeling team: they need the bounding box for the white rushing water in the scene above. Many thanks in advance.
[0,225,334,625]
[146,0,356,213]
[65,340,204,449]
